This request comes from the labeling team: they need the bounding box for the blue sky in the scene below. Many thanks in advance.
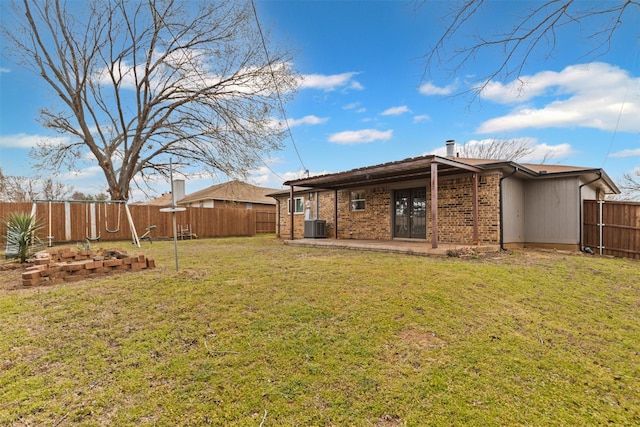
[1,1,639,200]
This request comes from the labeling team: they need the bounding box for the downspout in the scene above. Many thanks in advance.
[499,166,518,251]
[289,185,294,240]
[578,171,602,252]
[275,199,281,237]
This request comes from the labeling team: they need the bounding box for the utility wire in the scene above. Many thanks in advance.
[601,35,639,168]
[250,0,308,174]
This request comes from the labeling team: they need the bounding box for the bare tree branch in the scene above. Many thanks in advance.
[458,138,534,161]
[3,0,298,200]
[420,0,639,98]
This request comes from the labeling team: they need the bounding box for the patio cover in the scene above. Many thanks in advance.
[284,155,483,248]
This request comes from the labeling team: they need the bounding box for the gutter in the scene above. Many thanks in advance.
[578,171,603,252]
[499,166,519,250]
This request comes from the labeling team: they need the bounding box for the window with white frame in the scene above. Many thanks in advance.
[350,191,365,211]
[287,197,305,214]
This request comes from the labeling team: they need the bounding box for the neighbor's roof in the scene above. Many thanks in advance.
[177,180,279,205]
[134,193,174,207]
[281,154,620,194]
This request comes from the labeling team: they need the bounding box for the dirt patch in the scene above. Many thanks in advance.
[374,414,403,426]
[398,329,447,349]
[0,261,25,292]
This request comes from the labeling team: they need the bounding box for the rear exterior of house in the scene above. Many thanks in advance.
[270,154,618,251]
[273,173,501,243]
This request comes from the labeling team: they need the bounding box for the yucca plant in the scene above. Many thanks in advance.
[3,211,43,262]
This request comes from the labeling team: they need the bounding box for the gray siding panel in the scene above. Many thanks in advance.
[524,177,580,244]
[503,178,525,243]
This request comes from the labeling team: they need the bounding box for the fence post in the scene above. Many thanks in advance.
[598,200,604,255]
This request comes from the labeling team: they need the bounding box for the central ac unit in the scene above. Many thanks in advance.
[304,219,326,238]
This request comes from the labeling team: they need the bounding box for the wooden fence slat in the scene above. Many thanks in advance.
[0,202,275,246]
[583,200,640,260]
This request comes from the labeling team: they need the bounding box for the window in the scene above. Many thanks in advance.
[350,191,365,211]
[287,197,305,214]
[245,203,253,210]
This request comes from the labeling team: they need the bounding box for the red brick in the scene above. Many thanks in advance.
[130,262,145,271]
[64,275,85,282]
[25,265,47,273]
[22,271,41,280]
[103,259,124,267]
[63,262,84,272]
[22,278,39,286]
[83,260,103,270]
[72,269,89,276]
[146,258,156,269]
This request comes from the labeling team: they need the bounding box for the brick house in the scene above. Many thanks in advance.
[269,151,619,251]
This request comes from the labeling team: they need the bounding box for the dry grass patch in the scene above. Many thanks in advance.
[0,236,638,426]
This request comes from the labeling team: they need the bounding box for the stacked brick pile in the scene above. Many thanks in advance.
[21,248,156,286]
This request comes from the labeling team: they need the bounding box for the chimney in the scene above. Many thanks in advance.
[445,140,456,157]
[173,179,185,202]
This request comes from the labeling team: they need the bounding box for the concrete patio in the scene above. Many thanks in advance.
[283,238,501,257]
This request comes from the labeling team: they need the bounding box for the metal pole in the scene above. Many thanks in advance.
[159,159,186,271]
[170,159,179,271]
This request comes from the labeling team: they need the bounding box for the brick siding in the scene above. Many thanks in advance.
[276,172,501,244]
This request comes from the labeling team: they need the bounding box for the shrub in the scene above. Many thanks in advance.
[3,211,43,262]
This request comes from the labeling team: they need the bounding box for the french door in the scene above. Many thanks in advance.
[394,188,427,239]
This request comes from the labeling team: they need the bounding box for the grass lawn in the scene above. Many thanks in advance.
[0,235,638,426]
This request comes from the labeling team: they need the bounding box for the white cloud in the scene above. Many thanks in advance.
[413,114,431,123]
[343,102,367,113]
[0,67,10,73]
[328,129,393,145]
[300,72,364,91]
[287,115,329,127]
[0,133,71,149]
[418,81,457,96]
[268,115,328,130]
[58,165,104,181]
[381,105,411,116]
[477,62,640,133]
[611,148,640,158]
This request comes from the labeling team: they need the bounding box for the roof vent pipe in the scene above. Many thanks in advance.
[446,140,456,157]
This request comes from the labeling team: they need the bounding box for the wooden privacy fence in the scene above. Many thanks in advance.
[0,202,275,246]
[583,200,640,260]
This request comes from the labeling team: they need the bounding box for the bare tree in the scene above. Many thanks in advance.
[618,170,640,200]
[0,168,76,202]
[40,178,73,200]
[456,138,557,163]
[458,139,533,161]
[0,175,39,202]
[3,0,297,200]
[420,0,638,95]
